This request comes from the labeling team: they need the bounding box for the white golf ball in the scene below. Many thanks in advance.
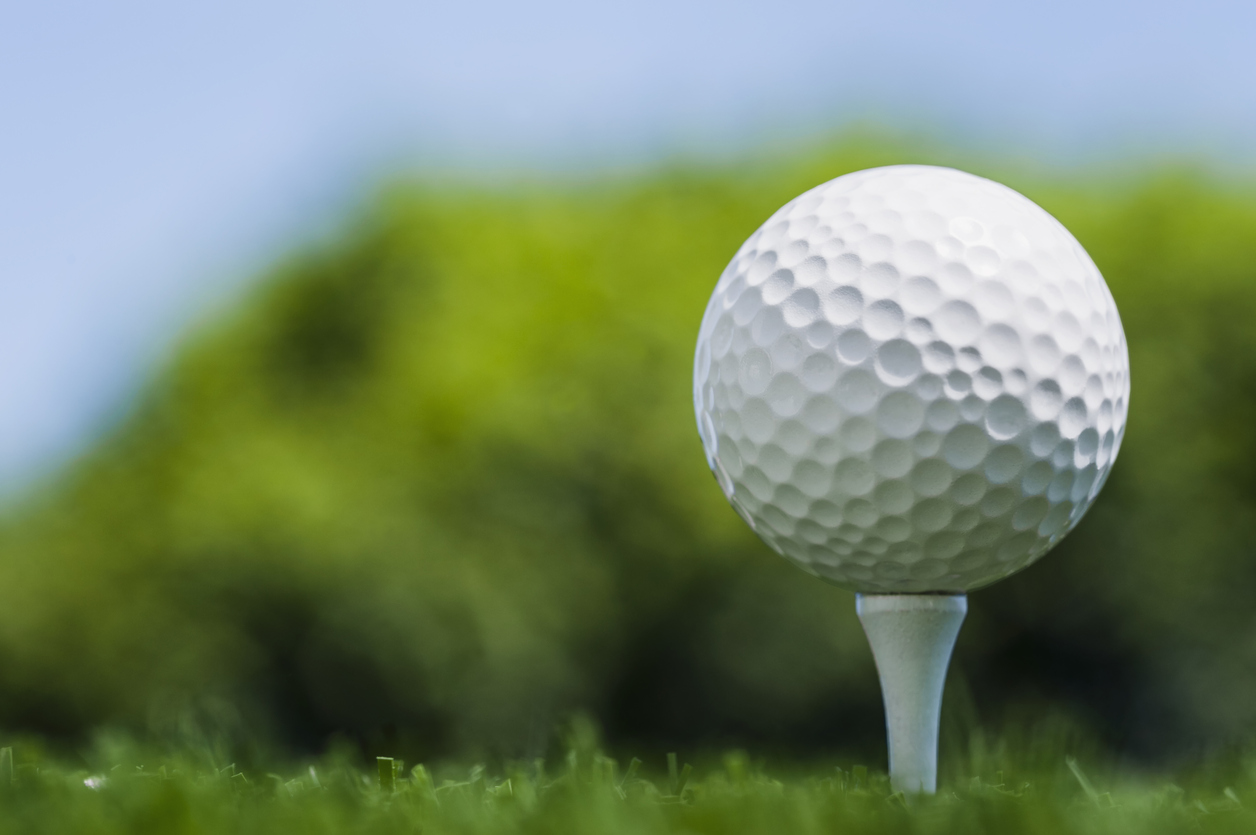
[693,165,1129,593]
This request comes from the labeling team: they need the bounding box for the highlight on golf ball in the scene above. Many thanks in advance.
[693,165,1130,593]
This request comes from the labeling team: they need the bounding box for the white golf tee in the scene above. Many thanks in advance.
[856,593,967,794]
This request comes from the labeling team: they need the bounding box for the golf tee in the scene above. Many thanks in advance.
[856,593,967,794]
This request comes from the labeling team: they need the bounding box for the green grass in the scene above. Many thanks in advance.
[1,738,1254,835]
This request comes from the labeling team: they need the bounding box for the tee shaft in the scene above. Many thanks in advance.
[856,593,967,794]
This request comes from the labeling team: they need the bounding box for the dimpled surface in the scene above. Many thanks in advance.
[693,166,1129,593]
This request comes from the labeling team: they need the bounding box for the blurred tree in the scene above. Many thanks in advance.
[0,141,1254,762]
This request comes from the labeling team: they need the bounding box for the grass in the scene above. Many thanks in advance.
[1,736,1254,835]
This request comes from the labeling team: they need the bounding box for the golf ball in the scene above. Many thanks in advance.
[693,165,1129,593]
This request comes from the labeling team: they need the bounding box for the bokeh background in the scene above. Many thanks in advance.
[3,0,1256,766]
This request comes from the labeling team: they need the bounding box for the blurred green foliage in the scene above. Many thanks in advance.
[1,136,1255,761]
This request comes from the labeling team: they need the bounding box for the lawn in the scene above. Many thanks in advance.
[0,735,1251,835]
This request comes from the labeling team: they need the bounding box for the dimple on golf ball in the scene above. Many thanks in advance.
[693,165,1129,593]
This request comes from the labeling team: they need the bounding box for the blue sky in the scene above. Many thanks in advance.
[2,0,1255,499]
